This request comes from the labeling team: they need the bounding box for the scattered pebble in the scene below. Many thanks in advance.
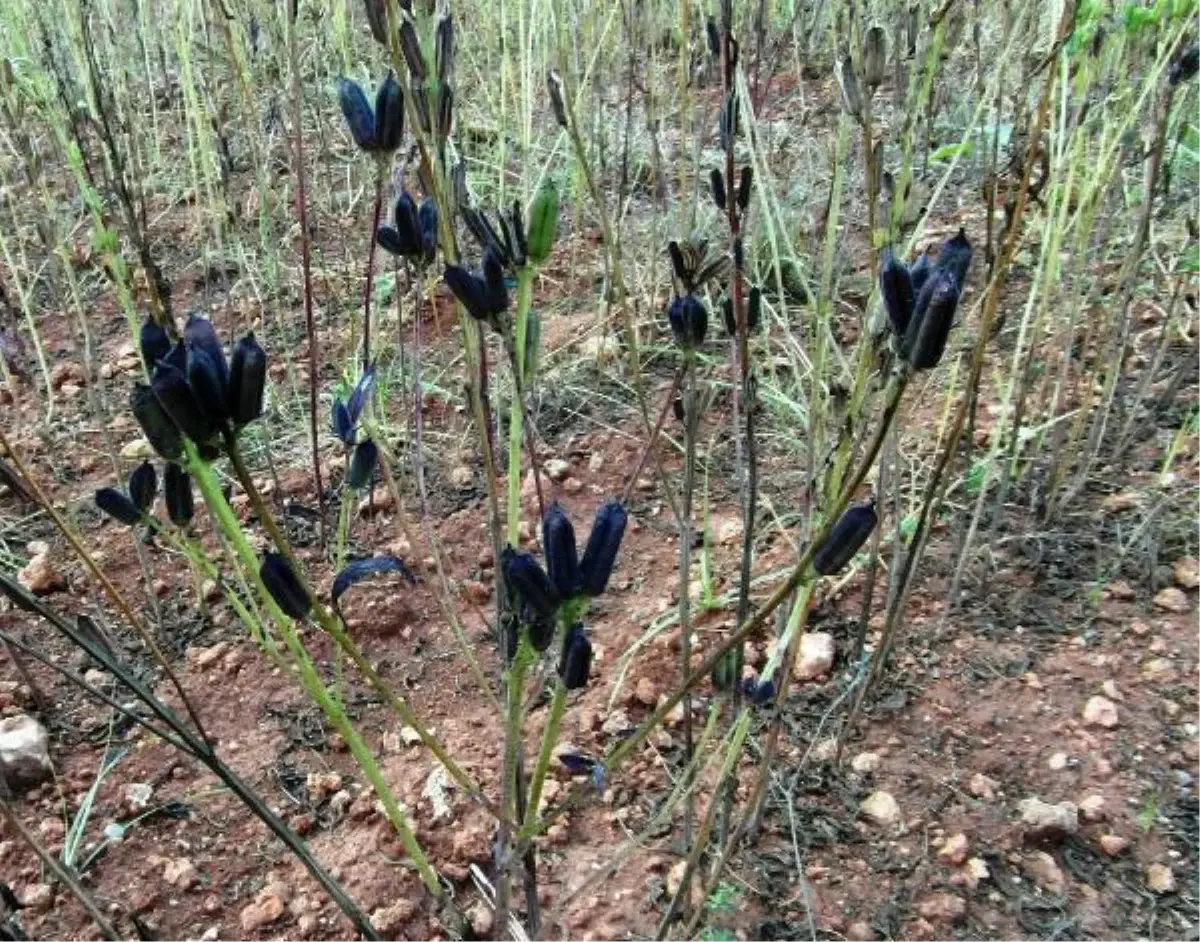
[1146,863,1176,894]
[793,632,835,681]
[938,833,970,866]
[0,714,51,788]
[1078,794,1106,823]
[1082,695,1119,729]
[1171,557,1199,590]
[1152,587,1190,613]
[1023,851,1066,895]
[1018,797,1078,842]
[851,751,881,774]
[17,551,66,596]
[859,791,901,828]
[916,892,966,925]
[1098,833,1128,857]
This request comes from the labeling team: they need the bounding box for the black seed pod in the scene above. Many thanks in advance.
[444,266,492,324]
[399,18,426,81]
[337,78,377,151]
[542,503,582,599]
[879,247,915,336]
[710,168,726,210]
[558,623,593,690]
[436,84,454,142]
[363,0,388,45]
[260,552,311,620]
[482,245,509,313]
[186,345,230,423]
[812,499,879,576]
[909,251,930,294]
[379,191,422,259]
[579,500,627,597]
[418,198,438,264]
[935,227,972,290]
[184,314,229,388]
[152,362,215,445]
[546,69,568,129]
[721,287,762,335]
[741,675,776,706]
[228,332,267,426]
[163,462,193,526]
[501,547,559,621]
[95,487,142,526]
[128,460,157,513]
[346,439,378,490]
[736,166,753,211]
[140,321,171,371]
[435,10,454,86]
[374,72,404,153]
[131,383,183,461]
[667,294,708,350]
[705,18,719,58]
[667,241,688,287]
[1169,43,1198,86]
[526,613,555,652]
[902,268,959,369]
[507,200,528,267]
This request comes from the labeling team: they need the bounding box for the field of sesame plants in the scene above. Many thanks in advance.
[0,0,1197,939]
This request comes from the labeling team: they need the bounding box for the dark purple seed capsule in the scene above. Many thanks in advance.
[435,10,454,86]
[812,500,879,576]
[260,552,311,620]
[935,227,972,290]
[151,362,215,446]
[435,84,453,143]
[1169,43,1198,86]
[346,439,378,490]
[95,487,142,526]
[418,199,438,263]
[909,251,931,293]
[347,366,376,424]
[542,503,582,599]
[737,166,753,211]
[745,677,776,706]
[482,245,509,314]
[228,332,267,426]
[140,321,171,371]
[164,462,193,527]
[507,200,528,267]
[579,500,627,597]
[546,69,568,128]
[710,168,726,210]
[667,240,687,286]
[183,314,228,385]
[337,77,377,151]
[186,345,230,422]
[558,623,592,690]
[667,294,708,350]
[501,546,559,621]
[444,266,492,323]
[332,400,355,445]
[374,72,404,153]
[526,613,555,653]
[128,460,157,513]
[130,383,183,461]
[381,191,422,258]
[362,0,387,45]
[902,268,959,370]
[399,18,426,81]
[879,247,915,336]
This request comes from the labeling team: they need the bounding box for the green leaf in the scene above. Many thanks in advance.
[929,140,973,163]
[374,271,396,308]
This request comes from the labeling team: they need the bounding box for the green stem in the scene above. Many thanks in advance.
[520,681,569,838]
[507,266,537,545]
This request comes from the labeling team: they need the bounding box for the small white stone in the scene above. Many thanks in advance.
[1083,695,1119,728]
[859,790,901,828]
[793,632,835,681]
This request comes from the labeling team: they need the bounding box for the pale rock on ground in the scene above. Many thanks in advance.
[1082,695,1119,728]
[793,631,835,681]
[1153,587,1190,613]
[859,790,901,828]
[0,714,51,788]
[1018,796,1078,841]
